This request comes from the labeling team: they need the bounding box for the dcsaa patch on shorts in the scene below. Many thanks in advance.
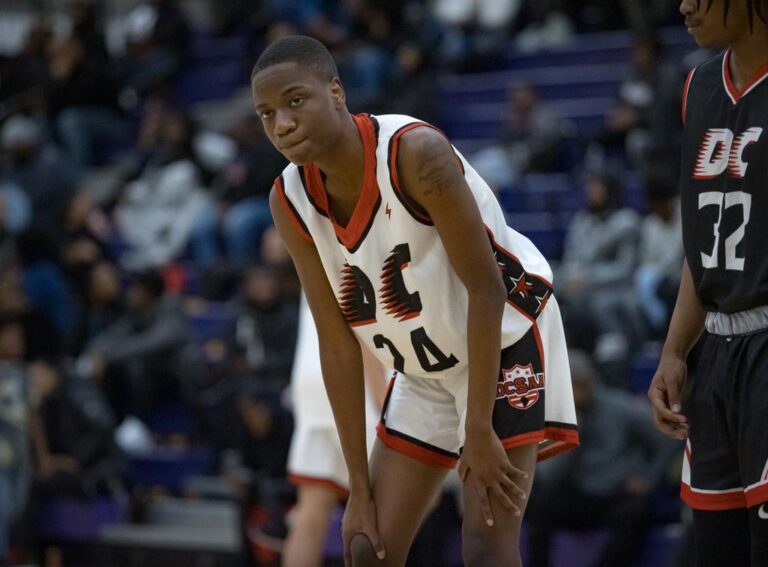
[497,364,545,410]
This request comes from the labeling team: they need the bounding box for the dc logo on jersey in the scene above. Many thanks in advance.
[693,127,763,180]
[496,364,545,410]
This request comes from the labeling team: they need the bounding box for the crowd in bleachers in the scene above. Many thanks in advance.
[0,0,710,565]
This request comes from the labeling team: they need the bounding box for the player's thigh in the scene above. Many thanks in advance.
[355,439,449,566]
[294,483,341,519]
[462,444,537,556]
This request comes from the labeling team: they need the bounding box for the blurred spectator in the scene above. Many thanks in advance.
[69,0,110,68]
[28,359,122,498]
[190,114,284,268]
[79,270,192,421]
[57,192,111,295]
[233,266,299,388]
[0,114,81,230]
[236,389,293,479]
[0,16,51,113]
[559,173,640,301]
[71,261,125,357]
[596,36,680,167]
[15,229,78,350]
[117,0,191,99]
[0,317,30,564]
[432,0,524,67]
[115,104,212,270]
[0,270,61,361]
[0,183,32,272]
[471,83,564,189]
[526,350,677,567]
[380,41,438,122]
[633,171,683,338]
[558,173,640,385]
[46,34,130,167]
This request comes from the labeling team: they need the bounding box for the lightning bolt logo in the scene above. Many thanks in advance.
[385,204,392,220]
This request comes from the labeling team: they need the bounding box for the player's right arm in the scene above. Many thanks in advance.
[268,188,386,562]
[647,259,705,439]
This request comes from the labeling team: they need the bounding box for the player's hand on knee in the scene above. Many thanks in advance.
[460,429,528,526]
[648,354,689,440]
[342,491,385,566]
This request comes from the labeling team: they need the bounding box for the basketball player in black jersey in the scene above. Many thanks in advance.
[648,1,768,565]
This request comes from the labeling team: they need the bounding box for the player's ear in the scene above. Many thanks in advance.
[330,78,345,108]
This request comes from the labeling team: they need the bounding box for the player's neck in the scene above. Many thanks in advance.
[728,26,768,90]
[313,113,364,195]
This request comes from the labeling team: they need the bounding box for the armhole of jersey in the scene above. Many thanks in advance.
[387,122,466,226]
[274,175,313,243]
[681,67,697,126]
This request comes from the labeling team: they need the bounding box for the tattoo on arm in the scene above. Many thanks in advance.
[414,136,460,197]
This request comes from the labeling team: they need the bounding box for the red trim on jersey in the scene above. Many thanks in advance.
[746,482,768,508]
[274,176,313,242]
[680,483,746,510]
[376,423,458,469]
[681,67,696,125]
[500,426,579,462]
[388,122,466,224]
[722,48,768,104]
[303,114,381,251]
[287,473,349,498]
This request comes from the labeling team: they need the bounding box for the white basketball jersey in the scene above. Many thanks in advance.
[276,113,555,382]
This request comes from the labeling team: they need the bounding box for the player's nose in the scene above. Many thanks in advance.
[274,109,297,136]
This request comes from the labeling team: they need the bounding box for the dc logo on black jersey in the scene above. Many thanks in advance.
[496,364,545,410]
[693,127,763,180]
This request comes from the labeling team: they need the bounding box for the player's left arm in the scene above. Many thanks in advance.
[397,127,528,523]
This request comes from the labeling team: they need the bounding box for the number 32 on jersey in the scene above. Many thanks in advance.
[694,127,761,272]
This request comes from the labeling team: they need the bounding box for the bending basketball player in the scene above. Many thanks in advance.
[252,36,579,567]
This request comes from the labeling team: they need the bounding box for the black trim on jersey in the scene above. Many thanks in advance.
[369,114,380,140]
[489,232,554,320]
[387,123,435,226]
[380,425,460,460]
[278,174,312,238]
[299,166,328,218]
[345,193,382,254]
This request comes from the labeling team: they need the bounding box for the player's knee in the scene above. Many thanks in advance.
[349,533,381,566]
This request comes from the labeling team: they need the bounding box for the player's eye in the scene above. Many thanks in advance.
[260,109,274,120]
[289,96,305,107]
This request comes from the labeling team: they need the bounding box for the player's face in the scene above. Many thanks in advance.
[680,0,750,47]
[251,62,344,166]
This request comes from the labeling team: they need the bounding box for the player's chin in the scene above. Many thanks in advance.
[281,143,314,166]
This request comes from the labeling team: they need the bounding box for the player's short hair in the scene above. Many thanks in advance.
[251,35,339,83]
[699,0,766,30]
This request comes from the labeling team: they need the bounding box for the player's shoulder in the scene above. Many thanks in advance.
[687,50,727,90]
[370,113,432,139]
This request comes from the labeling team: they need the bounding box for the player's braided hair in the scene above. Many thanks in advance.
[251,35,339,83]
[699,0,766,31]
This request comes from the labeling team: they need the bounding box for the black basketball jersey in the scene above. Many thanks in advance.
[680,50,768,314]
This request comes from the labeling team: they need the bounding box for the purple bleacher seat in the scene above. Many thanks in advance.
[39,495,130,542]
[175,62,248,106]
[186,302,237,343]
[125,448,216,492]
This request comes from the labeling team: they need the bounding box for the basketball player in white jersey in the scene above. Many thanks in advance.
[283,296,387,567]
[252,36,578,567]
